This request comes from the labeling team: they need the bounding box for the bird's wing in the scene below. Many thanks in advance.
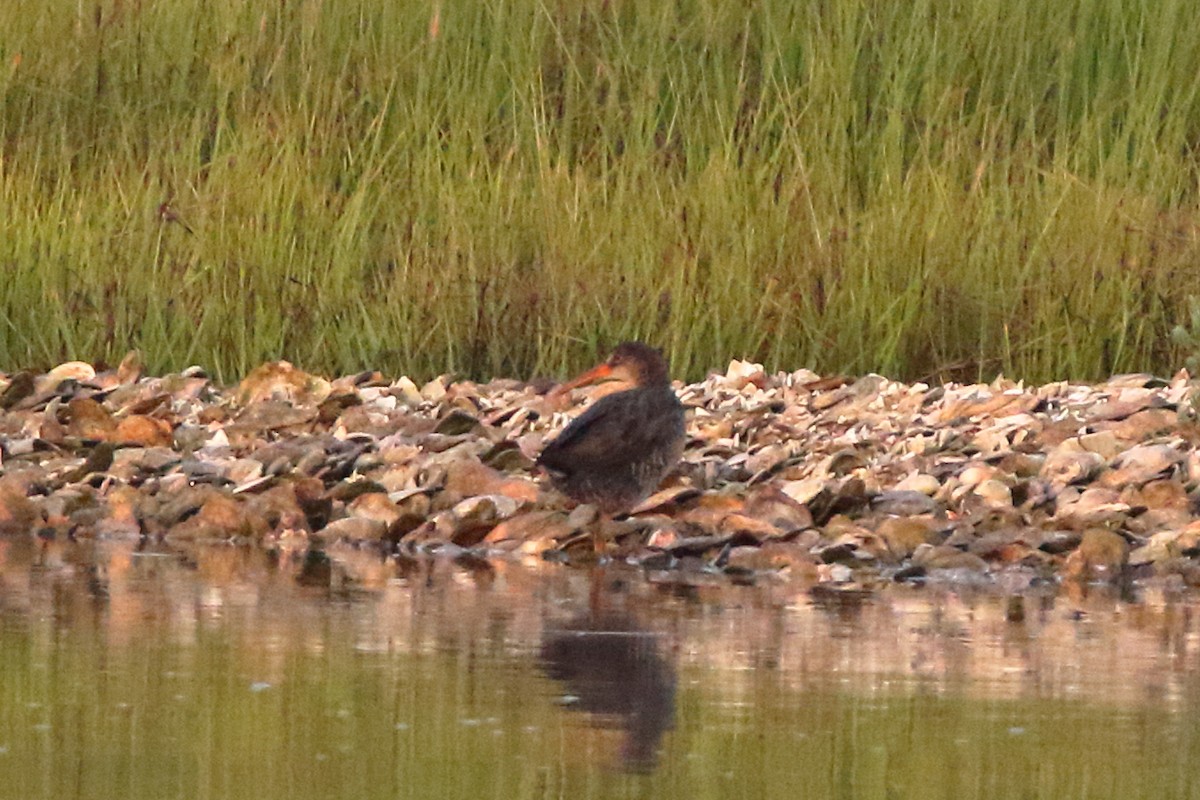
[538,392,680,473]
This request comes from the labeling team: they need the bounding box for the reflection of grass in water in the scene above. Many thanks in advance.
[3,1,1200,383]
[0,622,1195,800]
[679,687,1200,800]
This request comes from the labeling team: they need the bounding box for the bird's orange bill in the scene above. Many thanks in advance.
[551,362,615,396]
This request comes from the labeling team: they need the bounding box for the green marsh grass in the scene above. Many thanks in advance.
[3,0,1200,382]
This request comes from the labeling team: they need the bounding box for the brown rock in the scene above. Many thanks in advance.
[726,540,820,575]
[974,479,1013,508]
[232,400,319,434]
[1053,486,1130,526]
[1063,528,1129,580]
[346,492,403,526]
[1040,444,1104,487]
[912,545,989,572]
[116,350,144,384]
[741,485,814,533]
[247,483,311,534]
[317,517,387,543]
[167,493,263,540]
[447,495,522,546]
[1100,443,1182,488]
[0,371,35,410]
[1129,524,1200,566]
[1086,397,1155,422]
[1106,409,1176,441]
[629,485,702,515]
[235,361,331,407]
[877,517,939,558]
[58,442,116,484]
[894,473,941,495]
[483,510,574,553]
[441,457,539,507]
[717,513,783,541]
[196,494,252,535]
[674,507,729,537]
[1122,479,1188,512]
[114,415,173,447]
[32,410,64,447]
[97,484,142,536]
[1077,430,1123,459]
[937,391,1037,422]
[67,397,117,441]
[0,478,41,533]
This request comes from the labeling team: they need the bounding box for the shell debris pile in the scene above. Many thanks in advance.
[3,354,1200,588]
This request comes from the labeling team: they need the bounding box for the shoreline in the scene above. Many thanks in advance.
[2,356,1199,590]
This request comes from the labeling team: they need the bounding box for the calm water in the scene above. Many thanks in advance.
[1,537,1199,800]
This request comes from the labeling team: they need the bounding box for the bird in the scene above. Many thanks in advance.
[536,342,686,519]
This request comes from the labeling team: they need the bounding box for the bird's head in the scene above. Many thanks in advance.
[554,342,670,395]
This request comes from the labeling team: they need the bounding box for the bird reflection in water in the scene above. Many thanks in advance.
[539,598,676,772]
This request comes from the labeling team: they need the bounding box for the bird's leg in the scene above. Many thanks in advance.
[592,513,614,558]
[587,563,608,613]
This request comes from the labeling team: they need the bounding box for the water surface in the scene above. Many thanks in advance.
[1,538,1198,799]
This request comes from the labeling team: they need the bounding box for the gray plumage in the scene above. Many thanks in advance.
[537,343,686,515]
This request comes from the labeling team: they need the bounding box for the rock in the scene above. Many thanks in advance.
[1063,529,1129,580]
[316,517,388,543]
[717,513,784,541]
[433,408,482,436]
[1129,525,1200,566]
[1040,444,1104,487]
[232,401,320,433]
[1101,444,1182,488]
[114,415,173,447]
[1053,487,1130,526]
[67,397,117,440]
[39,361,95,392]
[566,504,600,529]
[420,376,448,402]
[166,493,262,541]
[1077,430,1123,459]
[894,473,940,495]
[235,361,331,406]
[9,350,1200,583]
[96,484,142,536]
[246,483,310,535]
[0,478,41,534]
[877,517,940,558]
[483,510,574,553]
[911,545,989,572]
[741,485,814,534]
[1106,409,1176,440]
[780,478,824,505]
[629,485,702,515]
[974,479,1013,508]
[116,350,144,384]
[870,490,939,516]
[446,494,521,546]
[58,442,116,484]
[959,464,1001,489]
[0,371,36,409]
[441,457,539,508]
[346,492,403,526]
